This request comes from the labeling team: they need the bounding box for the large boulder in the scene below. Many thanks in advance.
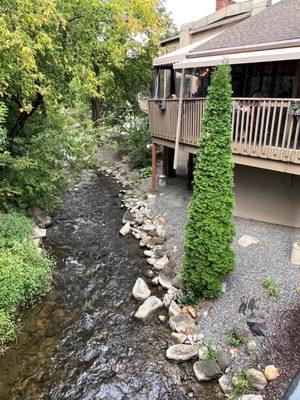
[32,207,52,228]
[193,360,222,381]
[168,301,181,317]
[158,266,175,289]
[245,368,267,390]
[169,313,195,333]
[134,296,163,320]
[33,227,47,239]
[154,255,169,270]
[166,344,198,362]
[120,222,131,236]
[217,350,231,372]
[132,278,151,301]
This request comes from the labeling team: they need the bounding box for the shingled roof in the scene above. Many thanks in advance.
[188,0,300,57]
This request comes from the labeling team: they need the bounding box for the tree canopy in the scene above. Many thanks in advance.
[0,0,172,134]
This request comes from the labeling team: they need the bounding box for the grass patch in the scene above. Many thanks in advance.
[0,212,53,346]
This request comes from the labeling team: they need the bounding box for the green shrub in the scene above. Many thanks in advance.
[262,277,279,297]
[0,212,53,345]
[137,166,152,179]
[230,374,252,399]
[122,115,151,168]
[228,328,245,346]
[178,288,198,306]
[182,64,235,299]
[0,116,97,212]
[202,338,218,363]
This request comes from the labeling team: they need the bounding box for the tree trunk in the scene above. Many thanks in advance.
[91,62,102,127]
[10,92,43,140]
[91,96,102,127]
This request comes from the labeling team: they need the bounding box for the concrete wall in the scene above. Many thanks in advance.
[234,165,300,228]
[176,153,300,227]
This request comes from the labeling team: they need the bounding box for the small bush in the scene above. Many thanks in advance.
[138,166,152,179]
[0,212,53,345]
[230,374,252,400]
[228,328,245,346]
[262,277,279,297]
[182,64,235,299]
[122,115,151,168]
[202,338,218,363]
[178,288,198,306]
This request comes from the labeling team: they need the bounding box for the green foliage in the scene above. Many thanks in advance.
[182,64,235,299]
[228,329,245,346]
[202,338,218,363]
[0,0,171,135]
[262,277,279,298]
[138,167,152,179]
[0,212,53,345]
[0,106,98,211]
[121,115,152,168]
[178,288,198,306]
[230,374,252,399]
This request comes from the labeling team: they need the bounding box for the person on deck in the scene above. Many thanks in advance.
[193,76,206,98]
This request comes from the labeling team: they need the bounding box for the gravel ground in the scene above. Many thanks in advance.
[151,172,300,343]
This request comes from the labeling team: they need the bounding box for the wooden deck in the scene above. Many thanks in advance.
[149,97,300,174]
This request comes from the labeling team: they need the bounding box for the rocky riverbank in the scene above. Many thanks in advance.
[97,147,300,400]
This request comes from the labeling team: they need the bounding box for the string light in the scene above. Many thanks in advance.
[198,68,210,77]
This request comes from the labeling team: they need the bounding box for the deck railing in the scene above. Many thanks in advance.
[148,98,300,165]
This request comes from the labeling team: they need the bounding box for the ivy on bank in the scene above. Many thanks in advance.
[182,64,236,299]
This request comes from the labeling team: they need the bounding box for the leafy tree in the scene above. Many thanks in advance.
[182,64,235,299]
[0,0,171,137]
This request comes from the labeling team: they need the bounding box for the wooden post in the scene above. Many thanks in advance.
[187,153,194,191]
[151,143,157,194]
[162,146,168,176]
[173,68,186,169]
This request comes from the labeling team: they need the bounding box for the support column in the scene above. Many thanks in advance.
[187,153,194,191]
[151,143,157,194]
[162,146,168,176]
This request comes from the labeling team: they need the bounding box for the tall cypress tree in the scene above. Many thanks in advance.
[182,64,235,299]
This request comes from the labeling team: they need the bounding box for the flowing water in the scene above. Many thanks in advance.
[0,171,221,400]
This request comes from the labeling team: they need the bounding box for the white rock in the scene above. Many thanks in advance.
[158,274,174,290]
[156,225,165,237]
[154,255,169,270]
[132,278,151,301]
[33,227,46,239]
[168,301,181,317]
[245,368,267,390]
[171,332,187,344]
[166,344,198,362]
[237,235,259,248]
[151,276,159,285]
[134,296,163,320]
[119,222,131,236]
[169,313,195,333]
[219,374,233,394]
[142,220,156,232]
[144,250,154,258]
[158,315,166,322]
[291,241,300,265]
[192,333,204,343]
[147,258,156,266]
[237,396,264,400]
[163,292,173,307]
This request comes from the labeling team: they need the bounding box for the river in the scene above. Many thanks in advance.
[0,171,221,400]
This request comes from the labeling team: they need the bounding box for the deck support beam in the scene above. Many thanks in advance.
[173,68,185,170]
[151,143,157,194]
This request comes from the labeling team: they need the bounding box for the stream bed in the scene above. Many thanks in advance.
[0,171,221,400]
